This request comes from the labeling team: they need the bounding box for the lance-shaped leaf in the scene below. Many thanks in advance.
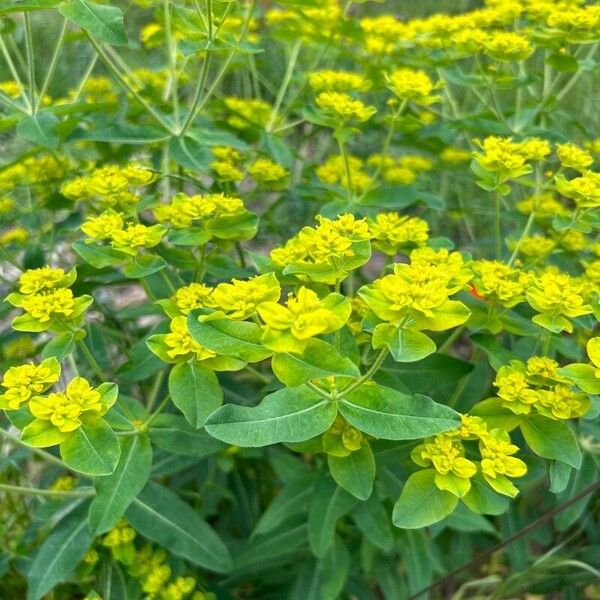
[126,481,232,573]
[59,0,128,45]
[205,386,336,447]
[338,383,460,440]
[88,433,152,534]
[520,415,581,468]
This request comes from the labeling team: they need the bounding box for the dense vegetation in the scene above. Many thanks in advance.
[1,0,600,598]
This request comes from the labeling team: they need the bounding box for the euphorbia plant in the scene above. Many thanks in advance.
[0,0,600,598]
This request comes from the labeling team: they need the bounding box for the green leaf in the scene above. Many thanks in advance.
[169,362,223,428]
[149,413,226,457]
[72,240,126,268]
[205,386,336,447]
[59,0,128,45]
[338,384,460,440]
[520,415,581,468]
[272,338,360,387]
[17,114,59,149]
[462,473,510,515]
[327,442,375,500]
[126,481,232,572]
[558,363,600,394]
[60,418,120,475]
[373,324,436,363]
[308,474,356,557]
[351,495,394,551]
[123,255,167,279]
[88,433,152,535]
[392,469,458,529]
[188,312,272,362]
[27,502,93,600]
[545,52,579,73]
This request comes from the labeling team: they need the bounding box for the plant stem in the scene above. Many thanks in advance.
[267,39,301,132]
[0,33,31,112]
[77,338,106,381]
[142,394,171,429]
[23,13,36,109]
[494,188,502,259]
[340,348,388,397]
[36,19,67,112]
[0,427,72,470]
[0,483,93,498]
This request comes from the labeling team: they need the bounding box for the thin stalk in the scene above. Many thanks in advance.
[340,348,388,397]
[0,427,71,470]
[507,210,535,266]
[23,13,36,108]
[0,34,32,112]
[142,394,171,429]
[146,369,166,412]
[36,19,68,112]
[71,54,98,103]
[163,0,180,127]
[494,188,502,259]
[0,483,94,498]
[337,135,354,200]
[267,39,301,132]
[77,338,106,381]
[86,34,174,133]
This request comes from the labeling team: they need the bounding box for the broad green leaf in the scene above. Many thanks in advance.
[338,384,460,440]
[17,114,59,149]
[149,413,226,457]
[443,502,497,534]
[398,530,433,595]
[462,473,510,515]
[88,433,152,535]
[373,324,436,363]
[169,362,223,428]
[123,255,167,279]
[72,240,125,269]
[60,418,120,475]
[27,502,93,600]
[558,363,600,394]
[188,312,272,362]
[308,474,356,557]
[59,0,128,45]
[392,469,458,529]
[126,481,232,572]
[327,442,375,500]
[205,386,336,447]
[520,415,581,468]
[272,338,360,387]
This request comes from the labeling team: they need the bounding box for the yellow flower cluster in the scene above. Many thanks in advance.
[163,317,216,362]
[223,96,272,130]
[82,213,166,256]
[102,519,137,564]
[308,70,371,92]
[0,357,60,411]
[556,170,600,208]
[470,260,532,307]
[516,192,569,219]
[386,68,441,105]
[270,214,371,284]
[316,155,373,193]
[247,158,288,185]
[212,273,281,320]
[556,142,594,172]
[323,415,364,456]
[29,377,112,435]
[315,92,376,123]
[0,154,73,194]
[258,286,351,353]
[61,164,155,209]
[412,414,527,498]
[495,357,591,419]
[6,267,92,332]
[265,0,342,43]
[0,80,22,98]
[358,251,470,330]
[368,213,429,255]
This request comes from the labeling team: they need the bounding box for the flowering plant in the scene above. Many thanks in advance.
[1,0,600,598]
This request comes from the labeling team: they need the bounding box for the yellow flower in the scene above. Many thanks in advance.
[29,377,107,433]
[172,283,215,315]
[588,337,600,378]
[482,31,533,61]
[555,170,600,208]
[0,80,23,98]
[556,142,594,172]
[473,136,531,177]
[368,213,429,255]
[20,288,76,323]
[211,160,244,182]
[536,385,590,420]
[258,286,351,353]
[81,210,124,241]
[223,96,272,129]
[164,317,216,362]
[0,358,60,410]
[323,415,364,457]
[494,365,539,414]
[308,70,371,92]
[0,227,29,246]
[316,91,376,122]
[248,158,288,184]
[386,68,441,105]
[412,434,477,497]
[470,260,531,308]
[18,267,71,295]
[479,429,527,497]
[212,273,281,320]
[110,223,166,255]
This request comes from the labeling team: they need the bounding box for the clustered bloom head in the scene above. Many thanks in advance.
[386,68,442,105]
[0,358,60,410]
[258,286,352,353]
[495,357,591,420]
[412,414,527,498]
[316,91,376,123]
